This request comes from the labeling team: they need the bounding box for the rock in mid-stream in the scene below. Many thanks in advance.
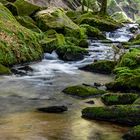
[37,106,68,113]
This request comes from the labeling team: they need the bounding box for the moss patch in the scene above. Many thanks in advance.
[106,49,140,92]
[80,60,116,74]
[82,105,140,125]
[101,93,139,105]
[75,12,121,32]
[80,24,105,39]
[63,85,106,98]
[0,64,11,75]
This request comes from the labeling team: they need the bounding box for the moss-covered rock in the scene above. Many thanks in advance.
[80,24,105,39]
[0,3,43,66]
[75,12,121,32]
[0,64,12,75]
[63,85,106,98]
[35,8,79,32]
[82,105,140,125]
[117,49,140,69]
[123,125,140,140]
[101,93,139,105]
[41,30,88,61]
[15,16,41,32]
[80,60,116,74]
[13,0,41,16]
[106,49,140,92]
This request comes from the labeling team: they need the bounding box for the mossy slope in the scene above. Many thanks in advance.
[0,3,43,66]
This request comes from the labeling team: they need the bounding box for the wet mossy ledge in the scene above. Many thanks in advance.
[80,60,116,74]
[101,93,139,105]
[123,125,140,140]
[62,85,106,98]
[82,105,140,126]
[106,49,140,92]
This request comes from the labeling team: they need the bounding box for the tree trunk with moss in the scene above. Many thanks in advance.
[100,0,107,15]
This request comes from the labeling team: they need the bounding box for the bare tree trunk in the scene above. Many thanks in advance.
[100,0,107,15]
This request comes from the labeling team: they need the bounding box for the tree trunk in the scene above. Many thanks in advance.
[100,0,107,15]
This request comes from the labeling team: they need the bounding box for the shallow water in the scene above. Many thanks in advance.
[0,24,138,140]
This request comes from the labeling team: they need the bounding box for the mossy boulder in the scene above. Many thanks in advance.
[80,60,116,74]
[117,49,140,69]
[106,49,140,92]
[0,64,12,75]
[0,4,43,66]
[101,93,139,105]
[75,12,121,32]
[41,30,88,61]
[63,85,106,98]
[15,16,41,32]
[35,8,79,32]
[13,0,41,16]
[80,24,105,39]
[123,125,140,140]
[82,105,140,125]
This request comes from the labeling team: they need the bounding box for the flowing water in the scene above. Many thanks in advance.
[0,24,138,140]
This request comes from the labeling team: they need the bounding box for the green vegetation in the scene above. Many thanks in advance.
[82,105,140,125]
[75,12,121,31]
[106,49,140,92]
[0,64,11,75]
[0,3,43,66]
[80,60,116,74]
[101,93,139,105]
[63,85,106,98]
[123,125,140,140]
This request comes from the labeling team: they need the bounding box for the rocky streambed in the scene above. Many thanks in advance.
[0,24,139,140]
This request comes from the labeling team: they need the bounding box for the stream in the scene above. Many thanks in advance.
[0,24,139,140]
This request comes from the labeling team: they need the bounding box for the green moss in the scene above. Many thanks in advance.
[35,8,79,32]
[123,125,140,140]
[80,24,105,39]
[75,12,121,31]
[41,30,88,61]
[14,0,40,16]
[80,60,116,74]
[0,64,11,75]
[106,49,140,92]
[101,93,139,105]
[117,49,140,69]
[0,4,43,66]
[15,16,41,32]
[63,85,106,98]
[82,105,140,125]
